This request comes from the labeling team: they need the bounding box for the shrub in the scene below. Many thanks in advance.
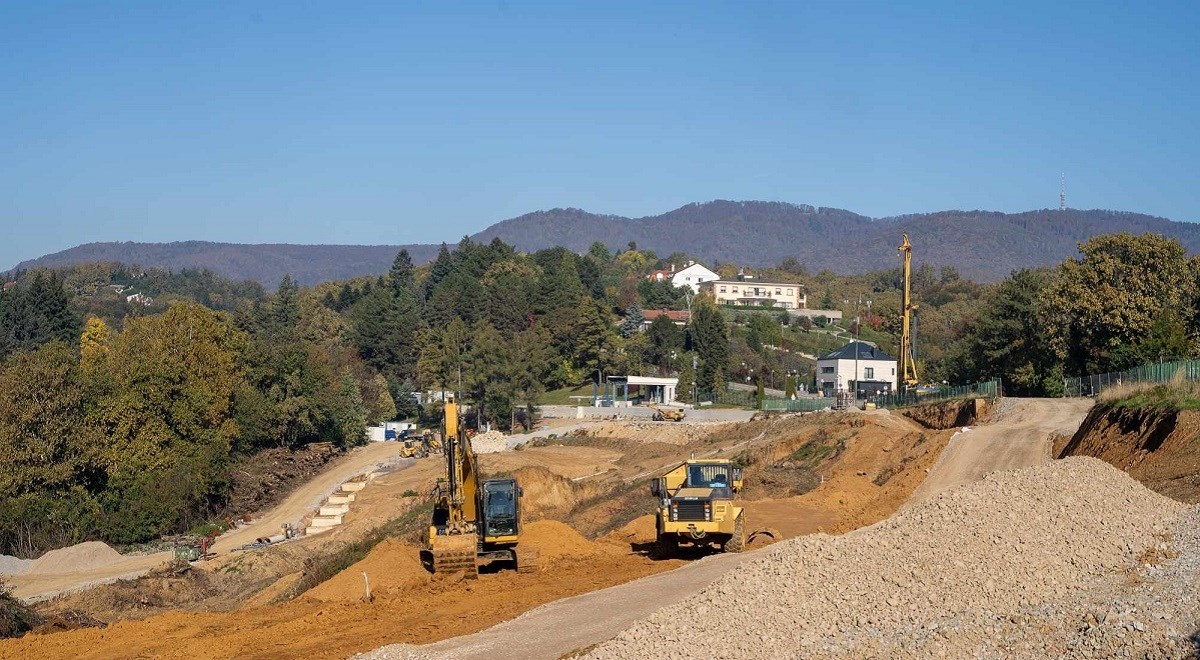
[0,578,37,639]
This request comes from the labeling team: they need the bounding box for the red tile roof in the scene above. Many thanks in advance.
[642,309,690,323]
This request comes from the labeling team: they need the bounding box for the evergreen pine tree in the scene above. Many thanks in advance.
[620,304,644,338]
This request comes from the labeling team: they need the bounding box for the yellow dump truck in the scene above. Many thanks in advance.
[650,458,745,555]
[649,404,686,422]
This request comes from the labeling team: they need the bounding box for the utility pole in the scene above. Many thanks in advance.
[853,298,860,403]
[692,354,698,406]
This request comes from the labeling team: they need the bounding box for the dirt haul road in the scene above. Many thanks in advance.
[906,397,1093,506]
[365,398,1094,660]
[8,441,407,602]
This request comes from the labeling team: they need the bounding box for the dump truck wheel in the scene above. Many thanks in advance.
[725,513,746,553]
[656,534,679,558]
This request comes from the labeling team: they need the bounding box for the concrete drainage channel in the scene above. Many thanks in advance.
[304,472,379,537]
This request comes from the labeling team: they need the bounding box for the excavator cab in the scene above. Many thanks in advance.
[481,478,520,539]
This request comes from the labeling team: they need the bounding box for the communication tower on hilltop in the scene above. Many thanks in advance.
[1060,173,1066,211]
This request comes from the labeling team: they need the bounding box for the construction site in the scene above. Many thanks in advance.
[0,391,1195,659]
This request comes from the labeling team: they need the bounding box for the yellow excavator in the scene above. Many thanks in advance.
[422,395,538,576]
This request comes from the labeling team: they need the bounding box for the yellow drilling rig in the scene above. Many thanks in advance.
[898,234,920,391]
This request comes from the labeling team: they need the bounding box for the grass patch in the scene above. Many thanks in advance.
[538,384,597,406]
[1101,377,1200,411]
[786,428,855,469]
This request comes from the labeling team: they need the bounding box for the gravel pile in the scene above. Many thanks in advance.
[0,554,31,575]
[471,430,508,454]
[585,457,1194,659]
[24,541,123,576]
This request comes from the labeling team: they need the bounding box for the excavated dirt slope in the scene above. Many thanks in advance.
[583,458,1197,659]
[1057,404,1200,504]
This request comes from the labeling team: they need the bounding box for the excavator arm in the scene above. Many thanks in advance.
[426,396,483,574]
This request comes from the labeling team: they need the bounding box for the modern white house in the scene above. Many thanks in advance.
[671,262,719,293]
[816,341,898,398]
[647,261,719,294]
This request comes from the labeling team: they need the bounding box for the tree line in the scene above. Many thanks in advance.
[1,230,1192,555]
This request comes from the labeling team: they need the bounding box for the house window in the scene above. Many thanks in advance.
[719,286,727,293]
[892,368,896,375]
[821,366,834,374]
[864,367,874,379]
[775,288,782,295]
[787,288,793,295]
[732,287,738,293]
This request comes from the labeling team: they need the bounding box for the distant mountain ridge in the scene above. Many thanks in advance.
[11,241,440,287]
[12,202,1200,285]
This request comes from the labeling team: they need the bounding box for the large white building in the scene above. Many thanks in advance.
[816,341,897,398]
[699,275,807,310]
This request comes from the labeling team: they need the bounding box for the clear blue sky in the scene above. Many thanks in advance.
[3,1,1198,269]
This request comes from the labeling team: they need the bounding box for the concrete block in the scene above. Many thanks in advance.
[310,514,343,528]
[341,481,367,492]
[319,504,349,516]
[327,494,355,504]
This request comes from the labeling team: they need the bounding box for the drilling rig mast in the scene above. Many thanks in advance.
[898,234,920,391]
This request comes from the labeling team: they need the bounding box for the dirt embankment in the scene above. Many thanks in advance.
[903,397,991,430]
[1056,404,1200,504]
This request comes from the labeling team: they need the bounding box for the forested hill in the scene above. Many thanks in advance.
[12,241,440,287]
[14,203,1200,284]
[473,203,1200,281]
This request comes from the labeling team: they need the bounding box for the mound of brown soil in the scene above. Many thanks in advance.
[519,520,620,562]
[303,539,430,602]
[510,466,582,520]
[598,514,656,547]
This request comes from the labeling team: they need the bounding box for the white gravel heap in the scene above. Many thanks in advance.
[585,457,1193,659]
[0,554,31,576]
[471,430,508,454]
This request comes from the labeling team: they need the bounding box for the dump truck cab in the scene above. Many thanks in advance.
[651,459,745,555]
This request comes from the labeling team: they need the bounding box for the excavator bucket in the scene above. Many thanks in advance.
[428,533,479,577]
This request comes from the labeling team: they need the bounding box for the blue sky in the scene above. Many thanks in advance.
[2,1,1198,269]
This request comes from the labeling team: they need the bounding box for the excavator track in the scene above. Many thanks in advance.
[515,547,540,574]
[429,534,479,577]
